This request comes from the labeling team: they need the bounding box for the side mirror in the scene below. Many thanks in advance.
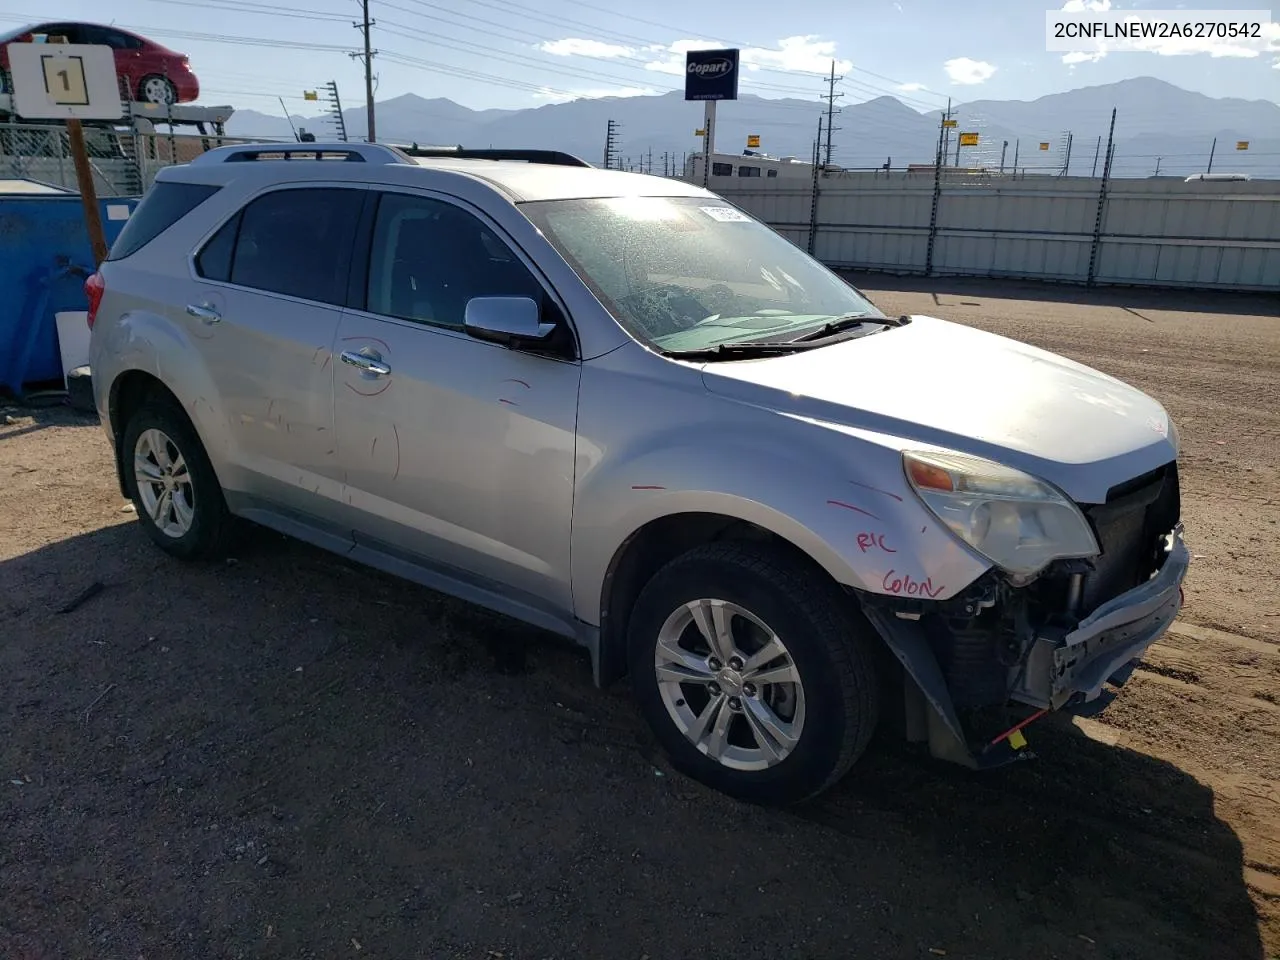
[463,296,556,349]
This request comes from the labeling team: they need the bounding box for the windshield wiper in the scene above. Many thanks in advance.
[787,312,885,342]
[662,340,827,361]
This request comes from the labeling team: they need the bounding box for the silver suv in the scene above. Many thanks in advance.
[87,142,1189,804]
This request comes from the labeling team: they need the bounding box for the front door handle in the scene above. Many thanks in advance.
[340,350,391,376]
[185,302,221,324]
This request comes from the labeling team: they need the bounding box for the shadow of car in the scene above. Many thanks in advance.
[0,488,1266,959]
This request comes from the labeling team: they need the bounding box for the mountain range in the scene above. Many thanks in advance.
[224,77,1280,180]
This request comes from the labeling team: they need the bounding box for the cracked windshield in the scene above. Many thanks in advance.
[521,195,885,351]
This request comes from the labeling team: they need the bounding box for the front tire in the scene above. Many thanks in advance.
[138,75,177,105]
[628,542,880,805]
[121,399,234,561]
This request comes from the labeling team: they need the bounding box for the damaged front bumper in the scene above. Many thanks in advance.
[1014,524,1189,714]
[863,523,1191,769]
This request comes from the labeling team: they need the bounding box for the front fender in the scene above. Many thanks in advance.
[571,427,992,627]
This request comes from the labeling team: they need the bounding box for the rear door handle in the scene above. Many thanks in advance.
[185,302,221,324]
[340,350,391,376]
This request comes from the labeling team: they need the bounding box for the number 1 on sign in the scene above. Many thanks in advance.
[40,55,90,106]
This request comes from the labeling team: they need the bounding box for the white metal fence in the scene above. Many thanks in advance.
[705,169,1280,291]
[4,120,1277,291]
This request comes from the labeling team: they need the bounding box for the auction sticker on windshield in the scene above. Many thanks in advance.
[700,206,751,222]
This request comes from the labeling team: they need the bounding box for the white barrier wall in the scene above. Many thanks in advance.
[708,171,1280,291]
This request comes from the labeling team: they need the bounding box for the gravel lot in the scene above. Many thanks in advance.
[2,275,1277,960]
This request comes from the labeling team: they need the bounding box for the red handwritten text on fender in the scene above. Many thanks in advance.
[856,532,897,554]
[881,569,944,598]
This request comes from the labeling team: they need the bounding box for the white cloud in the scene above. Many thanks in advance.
[944,57,997,84]
[532,85,657,103]
[641,35,852,77]
[1062,50,1105,64]
[642,38,726,75]
[893,1,903,11]
[539,38,635,58]
[897,81,928,91]
[1061,0,1111,10]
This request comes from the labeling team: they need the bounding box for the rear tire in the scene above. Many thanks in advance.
[627,541,880,805]
[121,399,234,561]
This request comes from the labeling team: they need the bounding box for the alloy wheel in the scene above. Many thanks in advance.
[133,428,195,539]
[653,598,806,772]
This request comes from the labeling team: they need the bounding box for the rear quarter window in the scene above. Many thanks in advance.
[106,182,220,261]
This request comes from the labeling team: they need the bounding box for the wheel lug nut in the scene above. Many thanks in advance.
[743,683,756,697]
[708,682,721,696]
[729,657,743,671]
[708,658,722,671]
[729,697,742,711]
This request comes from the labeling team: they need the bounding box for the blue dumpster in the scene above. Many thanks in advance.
[0,179,139,398]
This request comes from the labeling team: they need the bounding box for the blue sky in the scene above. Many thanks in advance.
[2,0,1278,115]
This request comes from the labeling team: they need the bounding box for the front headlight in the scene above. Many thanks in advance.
[903,450,1100,578]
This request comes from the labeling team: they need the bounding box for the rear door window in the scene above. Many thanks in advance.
[106,181,220,261]
[223,187,364,306]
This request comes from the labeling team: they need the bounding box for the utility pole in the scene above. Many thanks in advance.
[1206,136,1217,174]
[999,139,1008,173]
[940,99,953,166]
[646,146,652,174]
[1061,132,1073,176]
[351,0,377,142]
[603,119,619,169]
[1091,135,1102,177]
[1012,138,1019,175]
[1154,157,1162,176]
[820,60,843,167]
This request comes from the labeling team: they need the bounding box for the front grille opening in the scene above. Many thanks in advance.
[1078,461,1179,615]
[1104,463,1169,504]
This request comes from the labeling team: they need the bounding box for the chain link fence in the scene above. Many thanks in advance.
[1,121,283,195]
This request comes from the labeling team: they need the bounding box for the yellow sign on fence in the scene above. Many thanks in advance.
[1039,142,1050,151]
[1236,141,1249,150]
[747,134,760,148]
[695,128,705,137]
[958,132,979,147]
[303,90,318,101]
[942,119,957,128]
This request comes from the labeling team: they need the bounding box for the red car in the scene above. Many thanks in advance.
[0,22,199,105]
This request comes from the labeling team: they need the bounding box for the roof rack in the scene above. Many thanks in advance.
[188,142,413,166]
[399,146,593,168]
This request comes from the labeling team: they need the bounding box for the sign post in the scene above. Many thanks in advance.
[6,38,123,266]
[684,48,739,189]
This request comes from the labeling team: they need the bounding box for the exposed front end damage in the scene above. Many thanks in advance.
[858,461,1188,768]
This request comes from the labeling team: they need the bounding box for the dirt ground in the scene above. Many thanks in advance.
[1,275,1277,960]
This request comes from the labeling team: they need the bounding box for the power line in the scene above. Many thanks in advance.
[91,0,950,124]
[551,0,954,103]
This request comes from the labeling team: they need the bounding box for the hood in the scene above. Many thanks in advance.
[699,315,1176,504]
